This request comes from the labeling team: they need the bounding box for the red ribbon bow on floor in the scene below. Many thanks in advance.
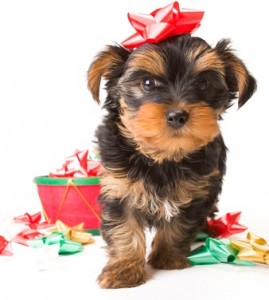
[208,212,247,238]
[11,228,45,246]
[0,235,13,256]
[12,212,50,245]
[13,212,50,229]
[122,1,204,49]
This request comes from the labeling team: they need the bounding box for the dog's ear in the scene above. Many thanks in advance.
[87,45,130,104]
[215,39,257,108]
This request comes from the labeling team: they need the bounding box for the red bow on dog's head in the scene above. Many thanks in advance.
[122,1,204,49]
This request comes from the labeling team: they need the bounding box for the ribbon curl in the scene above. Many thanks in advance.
[188,237,254,266]
[231,232,269,265]
[122,1,204,49]
[49,149,102,178]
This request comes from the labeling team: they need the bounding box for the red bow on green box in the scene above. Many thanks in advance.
[122,1,204,49]
[49,149,101,178]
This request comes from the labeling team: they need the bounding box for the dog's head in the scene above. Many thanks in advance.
[88,35,256,163]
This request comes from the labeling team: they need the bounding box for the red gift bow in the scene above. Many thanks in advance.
[208,212,247,238]
[49,149,101,178]
[13,212,50,229]
[0,235,13,256]
[11,228,45,246]
[122,1,204,49]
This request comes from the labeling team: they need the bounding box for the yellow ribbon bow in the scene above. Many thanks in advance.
[231,232,269,265]
[52,220,95,245]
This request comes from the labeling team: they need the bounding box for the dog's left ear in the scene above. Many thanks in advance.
[215,39,257,108]
[87,45,130,104]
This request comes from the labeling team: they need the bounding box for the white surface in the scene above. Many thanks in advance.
[0,0,269,299]
[0,230,269,300]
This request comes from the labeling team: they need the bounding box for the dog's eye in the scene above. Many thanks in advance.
[194,78,209,90]
[141,78,162,91]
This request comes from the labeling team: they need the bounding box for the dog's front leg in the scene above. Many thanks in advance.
[148,215,200,270]
[98,203,147,289]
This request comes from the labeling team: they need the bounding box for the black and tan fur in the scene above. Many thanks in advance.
[87,35,256,288]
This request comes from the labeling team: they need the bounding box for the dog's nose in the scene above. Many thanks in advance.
[166,110,189,129]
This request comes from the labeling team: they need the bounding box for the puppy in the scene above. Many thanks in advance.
[87,34,256,288]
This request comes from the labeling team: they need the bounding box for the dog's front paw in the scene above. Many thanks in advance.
[148,251,191,270]
[97,261,146,289]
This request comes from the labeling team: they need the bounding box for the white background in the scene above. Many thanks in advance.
[0,1,269,299]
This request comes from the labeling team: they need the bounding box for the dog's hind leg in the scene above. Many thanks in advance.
[147,216,194,270]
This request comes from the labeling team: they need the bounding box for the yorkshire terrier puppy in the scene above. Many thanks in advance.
[87,34,256,288]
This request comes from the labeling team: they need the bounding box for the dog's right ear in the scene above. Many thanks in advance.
[215,39,257,108]
[87,45,130,104]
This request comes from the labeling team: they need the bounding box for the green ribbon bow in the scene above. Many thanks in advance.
[188,237,254,266]
[27,232,83,255]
